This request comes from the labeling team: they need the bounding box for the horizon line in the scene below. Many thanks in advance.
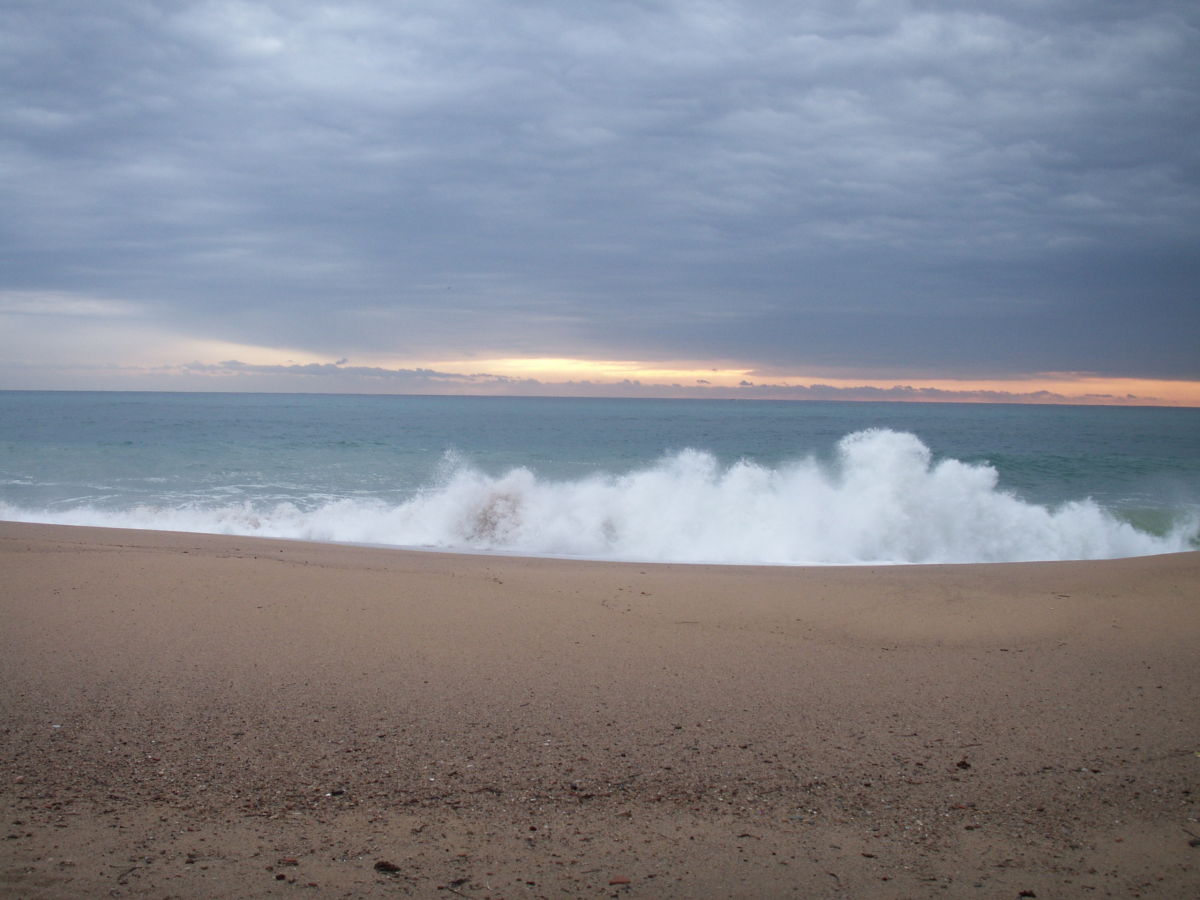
[2,385,1198,409]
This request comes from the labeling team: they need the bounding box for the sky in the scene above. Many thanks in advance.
[2,0,1198,405]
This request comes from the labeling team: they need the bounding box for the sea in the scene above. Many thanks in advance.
[1,391,1197,565]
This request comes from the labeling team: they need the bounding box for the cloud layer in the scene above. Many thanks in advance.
[2,0,1198,383]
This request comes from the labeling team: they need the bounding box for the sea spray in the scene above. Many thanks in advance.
[2,429,1194,565]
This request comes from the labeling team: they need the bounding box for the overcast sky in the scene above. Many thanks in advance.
[2,1,1198,401]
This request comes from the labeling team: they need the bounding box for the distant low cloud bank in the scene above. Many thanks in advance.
[154,359,1163,406]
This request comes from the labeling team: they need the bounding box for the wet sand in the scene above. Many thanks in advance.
[1,521,1197,898]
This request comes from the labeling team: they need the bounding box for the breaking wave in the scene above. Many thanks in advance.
[2,429,1195,565]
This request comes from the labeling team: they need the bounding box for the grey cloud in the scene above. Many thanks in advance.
[1,1,1197,379]
[180,358,553,386]
[0,291,139,317]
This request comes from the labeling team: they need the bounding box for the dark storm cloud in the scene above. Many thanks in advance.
[2,0,1197,377]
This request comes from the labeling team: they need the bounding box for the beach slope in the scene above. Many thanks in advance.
[1,522,1197,898]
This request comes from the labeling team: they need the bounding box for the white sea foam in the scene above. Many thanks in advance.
[2,429,1195,565]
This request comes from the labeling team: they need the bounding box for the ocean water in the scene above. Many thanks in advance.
[1,391,1197,565]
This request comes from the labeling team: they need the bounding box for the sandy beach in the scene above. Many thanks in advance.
[1,521,1197,898]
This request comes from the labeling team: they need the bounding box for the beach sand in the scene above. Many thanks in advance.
[1,522,1197,898]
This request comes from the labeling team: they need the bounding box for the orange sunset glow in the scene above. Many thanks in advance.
[419,357,1200,406]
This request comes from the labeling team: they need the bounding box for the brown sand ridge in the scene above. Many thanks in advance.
[1,521,1198,898]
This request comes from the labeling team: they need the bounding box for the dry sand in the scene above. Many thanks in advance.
[1,521,1197,898]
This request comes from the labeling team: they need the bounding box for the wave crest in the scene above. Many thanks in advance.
[2,429,1194,564]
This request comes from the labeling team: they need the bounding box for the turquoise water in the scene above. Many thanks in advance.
[1,391,1197,564]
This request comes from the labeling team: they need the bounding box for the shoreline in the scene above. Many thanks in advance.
[2,521,1198,898]
[1,518,1194,569]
